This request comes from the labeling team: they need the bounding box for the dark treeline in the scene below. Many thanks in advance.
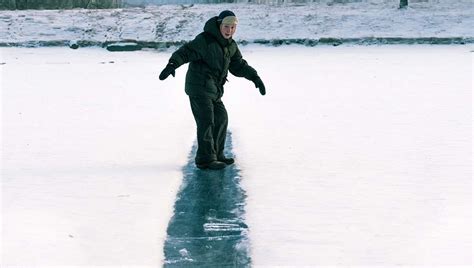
[0,0,414,10]
[0,0,122,10]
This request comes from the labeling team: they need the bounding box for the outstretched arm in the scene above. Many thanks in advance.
[159,35,206,80]
[229,48,266,95]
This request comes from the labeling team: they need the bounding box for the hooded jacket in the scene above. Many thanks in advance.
[168,16,259,99]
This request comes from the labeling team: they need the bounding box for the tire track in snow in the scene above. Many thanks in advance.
[163,132,251,267]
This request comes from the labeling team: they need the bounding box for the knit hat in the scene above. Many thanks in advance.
[217,10,238,25]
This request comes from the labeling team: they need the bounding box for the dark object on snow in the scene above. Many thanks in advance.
[189,97,229,166]
[159,12,265,167]
[196,160,227,170]
[217,10,236,22]
[400,0,408,9]
[253,76,266,95]
[106,42,142,52]
[163,16,261,99]
[159,62,176,80]
[218,157,235,165]
[69,41,79,49]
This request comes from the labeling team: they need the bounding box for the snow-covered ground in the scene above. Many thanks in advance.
[0,0,473,46]
[225,45,472,266]
[1,48,196,265]
[1,0,473,266]
[1,45,472,266]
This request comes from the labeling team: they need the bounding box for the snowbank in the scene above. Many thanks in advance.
[0,0,473,48]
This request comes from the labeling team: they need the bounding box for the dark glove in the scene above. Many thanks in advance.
[159,62,176,80]
[253,76,266,96]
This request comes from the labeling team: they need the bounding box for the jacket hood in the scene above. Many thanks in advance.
[203,16,232,47]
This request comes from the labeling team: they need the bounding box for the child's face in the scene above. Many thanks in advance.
[220,23,237,39]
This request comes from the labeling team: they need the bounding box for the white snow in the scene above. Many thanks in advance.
[1,0,473,266]
[1,48,195,266]
[0,0,473,45]
[1,44,471,267]
[225,45,472,266]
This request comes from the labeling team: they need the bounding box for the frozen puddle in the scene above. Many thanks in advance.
[163,132,250,266]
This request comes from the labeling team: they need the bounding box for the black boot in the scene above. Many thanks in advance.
[196,160,227,170]
[218,157,234,165]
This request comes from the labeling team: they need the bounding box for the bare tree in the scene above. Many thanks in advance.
[16,0,27,10]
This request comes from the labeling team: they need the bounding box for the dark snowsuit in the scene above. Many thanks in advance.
[167,16,260,164]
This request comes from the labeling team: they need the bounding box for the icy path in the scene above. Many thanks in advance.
[163,133,250,266]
